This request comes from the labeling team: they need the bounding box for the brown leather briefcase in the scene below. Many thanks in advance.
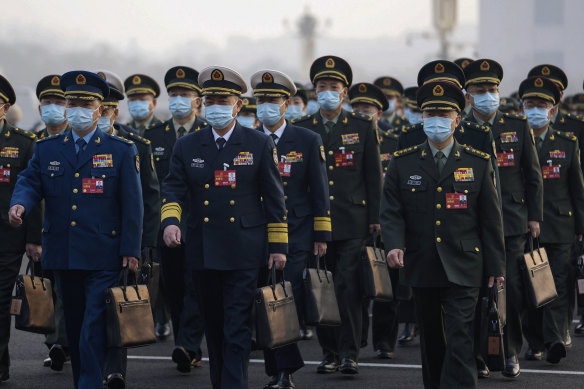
[303,255,341,326]
[521,236,557,308]
[361,233,393,301]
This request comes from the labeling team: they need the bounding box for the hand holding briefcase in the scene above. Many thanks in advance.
[303,255,341,326]
[361,232,393,301]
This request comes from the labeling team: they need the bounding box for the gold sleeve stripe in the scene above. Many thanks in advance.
[314,217,331,221]
[267,223,287,228]
[268,232,288,244]
[161,202,182,223]
[314,219,332,232]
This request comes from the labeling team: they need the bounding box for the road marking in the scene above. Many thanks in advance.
[127,356,584,375]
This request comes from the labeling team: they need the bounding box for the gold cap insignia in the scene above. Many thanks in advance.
[433,85,444,96]
[461,60,470,68]
[480,60,490,71]
[76,74,86,85]
[176,68,185,78]
[211,69,223,81]
[541,66,551,76]
[383,78,391,86]
[132,75,141,85]
[242,98,249,105]
[262,72,273,83]
[434,63,445,73]
[535,78,544,87]
[358,84,367,93]
[51,76,60,86]
[325,58,335,68]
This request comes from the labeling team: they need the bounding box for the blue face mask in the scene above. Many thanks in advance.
[524,107,550,129]
[41,104,66,126]
[384,99,396,114]
[205,103,236,129]
[472,92,499,115]
[317,91,341,111]
[423,116,453,143]
[97,115,112,132]
[343,102,353,112]
[169,96,193,119]
[285,105,304,120]
[128,100,151,120]
[257,102,285,126]
[306,100,320,114]
[236,116,256,128]
[66,107,98,132]
[404,108,423,125]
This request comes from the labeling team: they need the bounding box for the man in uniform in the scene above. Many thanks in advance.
[251,69,331,389]
[402,86,423,127]
[463,59,543,377]
[161,65,287,389]
[124,73,163,135]
[519,76,584,365]
[0,75,41,383]
[382,80,505,389]
[292,55,382,375]
[374,76,407,132]
[454,58,474,116]
[95,70,160,389]
[144,66,207,373]
[36,75,70,139]
[285,82,308,122]
[236,96,258,129]
[9,70,143,389]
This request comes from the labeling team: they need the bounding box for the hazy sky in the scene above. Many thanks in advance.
[4,0,478,51]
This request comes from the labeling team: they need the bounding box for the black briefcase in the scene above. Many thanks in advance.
[521,236,557,308]
[138,247,160,315]
[480,285,506,372]
[255,267,301,349]
[361,233,393,301]
[303,255,341,326]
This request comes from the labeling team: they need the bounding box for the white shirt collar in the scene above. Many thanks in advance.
[262,121,287,144]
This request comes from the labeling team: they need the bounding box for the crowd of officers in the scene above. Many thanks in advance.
[1,54,584,389]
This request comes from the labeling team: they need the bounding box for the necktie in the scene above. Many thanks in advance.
[216,137,226,150]
[76,138,86,163]
[436,151,446,175]
[178,126,186,138]
[536,137,543,152]
[325,121,334,134]
[270,133,278,145]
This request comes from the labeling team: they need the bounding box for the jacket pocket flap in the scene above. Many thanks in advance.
[511,192,525,204]
[557,205,572,216]
[99,223,121,235]
[452,182,479,193]
[90,167,118,178]
[460,239,481,253]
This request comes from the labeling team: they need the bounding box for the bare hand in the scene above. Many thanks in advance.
[9,204,25,227]
[268,253,287,271]
[123,256,139,272]
[163,225,181,247]
[528,221,540,238]
[369,224,381,235]
[25,244,42,262]
[579,234,583,242]
[313,242,327,257]
[387,249,404,269]
[488,276,505,288]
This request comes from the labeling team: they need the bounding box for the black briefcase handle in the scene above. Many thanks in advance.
[267,266,289,301]
[25,257,48,291]
[116,267,143,302]
[526,235,543,266]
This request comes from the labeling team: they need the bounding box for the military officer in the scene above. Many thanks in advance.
[374,76,407,131]
[292,55,382,375]
[124,73,163,135]
[518,76,584,365]
[454,58,474,115]
[144,66,207,373]
[9,71,143,389]
[161,66,287,389]
[463,59,544,378]
[285,82,308,122]
[251,69,331,389]
[0,75,41,383]
[36,75,70,139]
[382,80,505,389]
[236,96,258,128]
[402,86,423,127]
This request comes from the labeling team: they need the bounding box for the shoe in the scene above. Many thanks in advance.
[190,357,202,368]
[300,328,313,340]
[502,355,520,378]
[172,346,191,373]
[339,358,359,374]
[278,371,295,388]
[376,349,393,359]
[575,317,584,335]
[105,373,125,389]
[156,322,171,340]
[49,344,68,372]
[477,359,490,379]
[43,357,51,367]
[546,341,566,364]
[524,347,544,361]
[564,331,572,349]
[316,360,339,374]
[398,323,418,345]
[263,375,279,389]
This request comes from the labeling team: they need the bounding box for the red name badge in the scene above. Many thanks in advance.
[334,153,354,167]
[446,193,468,209]
[542,165,560,179]
[214,170,236,186]
[0,168,10,183]
[82,178,104,194]
[496,152,515,167]
[278,162,291,177]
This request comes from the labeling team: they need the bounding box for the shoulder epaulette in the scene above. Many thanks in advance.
[463,146,490,160]
[393,145,419,158]
[290,114,312,124]
[566,113,584,123]
[350,112,373,121]
[555,130,578,142]
[13,127,36,139]
[36,133,61,143]
[504,112,527,121]
[383,131,399,140]
[107,133,134,145]
[463,121,490,133]
[123,131,151,145]
[401,124,422,133]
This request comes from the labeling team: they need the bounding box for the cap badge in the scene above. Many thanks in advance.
[132,76,141,85]
[480,60,490,71]
[51,76,60,86]
[358,84,367,93]
[434,63,445,73]
[461,60,470,68]
[383,78,391,86]
[76,74,86,85]
[433,85,444,96]
[541,66,551,76]
[325,58,335,68]
[262,72,273,83]
[211,69,224,81]
[176,68,185,79]
[242,98,249,105]
[535,78,544,87]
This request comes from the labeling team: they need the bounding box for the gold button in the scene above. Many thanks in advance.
[72,205,77,210]
[330,195,334,200]
[70,221,76,227]
[283,215,287,221]
[436,237,441,243]
[411,188,416,192]
[437,187,442,192]
[6,164,10,168]
[205,184,210,189]
[204,217,209,223]
[231,184,236,189]
[284,195,288,200]
[283,182,288,186]
[362,200,366,205]
[329,181,334,186]
[286,209,289,213]
[474,247,480,252]
[230,217,235,223]
[464,190,468,194]
[436,204,441,209]
[102,175,106,178]
[74,173,80,178]
[328,165,333,171]
[436,220,441,226]
[328,150,333,155]
[73,188,78,194]
[204,200,209,205]
[156,157,160,161]
[569,211,573,216]
[112,230,117,236]
[230,200,235,206]
[50,173,54,177]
